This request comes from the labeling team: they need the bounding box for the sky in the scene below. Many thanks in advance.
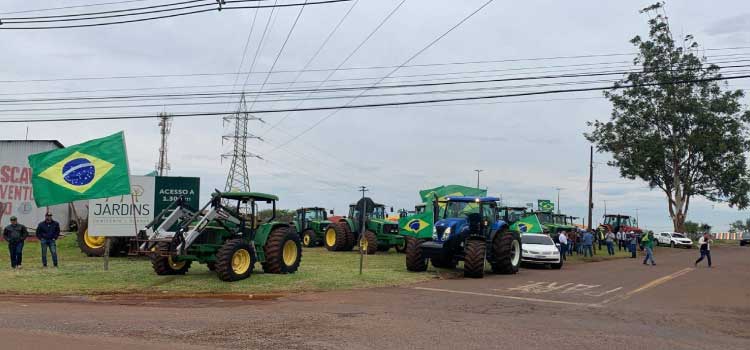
[2,0,750,232]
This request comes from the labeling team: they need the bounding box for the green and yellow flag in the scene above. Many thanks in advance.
[28,132,131,207]
[419,185,487,204]
[510,214,544,234]
[538,199,554,212]
[399,211,434,239]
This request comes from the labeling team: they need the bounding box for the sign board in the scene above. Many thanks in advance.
[88,175,200,237]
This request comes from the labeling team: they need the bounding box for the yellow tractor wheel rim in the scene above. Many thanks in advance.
[168,256,186,270]
[325,228,336,247]
[231,249,251,274]
[360,237,368,251]
[303,234,311,246]
[83,229,106,249]
[282,240,298,266]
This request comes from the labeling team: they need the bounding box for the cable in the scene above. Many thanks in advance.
[0,0,352,29]
[239,0,280,93]
[1,0,213,21]
[0,0,151,15]
[2,73,745,123]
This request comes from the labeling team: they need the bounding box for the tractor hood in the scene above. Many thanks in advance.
[434,218,467,241]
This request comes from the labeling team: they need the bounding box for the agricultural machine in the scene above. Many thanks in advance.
[535,211,576,238]
[324,197,405,254]
[404,196,521,278]
[291,207,331,247]
[498,206,529,224]
[132,191,302,282]
[598,214,642,234]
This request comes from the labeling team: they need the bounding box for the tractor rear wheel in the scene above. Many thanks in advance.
[76,220,106,257]
[405,237,428,272]
[491,231,521,275]
[463,239,486,278]
[301,229,317,247]
[359,231,378,255]
[215,239,255,282]
[151,243,191,276]
[262,227,302,274]
[324,223,350,251]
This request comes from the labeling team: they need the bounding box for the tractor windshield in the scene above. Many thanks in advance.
[554,215,565,224]
[305,209,325,221]
[507,209,526,223]
[371,206,386,219]
[537,212,553,225]
[443,201,479,219]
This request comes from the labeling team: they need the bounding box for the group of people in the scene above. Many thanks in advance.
[555,227,715,268]
[2,213,61,269]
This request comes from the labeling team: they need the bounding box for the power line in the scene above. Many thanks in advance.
[0,0,152,15]
[0,0,214,21]
[3,67,745,123]
[0,0,352,29]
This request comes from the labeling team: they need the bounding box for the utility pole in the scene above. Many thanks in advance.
[635,208,640,226]
[358,186,369,275]
[587,145,594,230]
[603,200,608,215]
[474,169,483,189]
[555,187,563,214]
[222,93,262,192]
[156,112,172,176]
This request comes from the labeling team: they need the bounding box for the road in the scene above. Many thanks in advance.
[1,246,748,350]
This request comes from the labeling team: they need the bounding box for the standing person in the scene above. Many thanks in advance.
[3,216,29,269]
[558,231,568,261]
[642,231,655,266]
[597,228,604,250]
[694,233,713,268]
[568,230,576,256]
[36,213,61,268]
[605,230,616,256]
[629,231,638,258]
[582,230,594,257]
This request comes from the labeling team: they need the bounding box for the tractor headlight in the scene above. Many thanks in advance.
[443,226,452,239]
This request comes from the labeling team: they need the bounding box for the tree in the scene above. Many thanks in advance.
[684,220,711,235]
[586,3,750,232]
[728,218,750,233]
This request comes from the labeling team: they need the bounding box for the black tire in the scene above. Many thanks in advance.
[463,239,486,278]
[215,239,255,282]
[301,229,317,248]
[360,231,378,255]
[76,220,105,257]
[262,226,302,274]
[324,223,351,251]
[670,241,675,248]
[395,239,407,253]
[405,237,427,272]
[207,262,217,271]
[491,231,521,275]
[151,243,191,276]
[431,255,457,269]
[552,255,563,270]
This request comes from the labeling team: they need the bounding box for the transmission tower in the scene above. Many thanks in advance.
[156,112,172,176]
[222,93,262,192]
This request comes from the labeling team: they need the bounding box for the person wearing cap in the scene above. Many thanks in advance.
[3,216,29,269]
[36,212,61,268]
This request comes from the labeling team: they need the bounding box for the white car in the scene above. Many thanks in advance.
[656,232,693,248]
[521,234,563,269]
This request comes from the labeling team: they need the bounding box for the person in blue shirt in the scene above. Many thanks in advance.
[582,230,594,257]
[36,213,61,268]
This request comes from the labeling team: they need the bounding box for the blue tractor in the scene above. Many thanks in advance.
[404,196,521,278]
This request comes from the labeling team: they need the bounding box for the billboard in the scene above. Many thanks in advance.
[88,175,200,237]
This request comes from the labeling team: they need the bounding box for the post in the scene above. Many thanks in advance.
[131,193,139,236]
[358,186,368,275]
[474,169,483,189]
[556,188,562,214]
[587,146,594,230]
[103,237,111,271]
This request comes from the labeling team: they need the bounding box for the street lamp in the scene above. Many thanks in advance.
[474,169,483,189]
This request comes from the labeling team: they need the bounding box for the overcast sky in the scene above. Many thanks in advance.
[2,0,750,231]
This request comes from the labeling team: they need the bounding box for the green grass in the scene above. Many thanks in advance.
[0,235,438,295]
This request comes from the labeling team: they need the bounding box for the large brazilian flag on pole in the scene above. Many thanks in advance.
[28,132,131,207]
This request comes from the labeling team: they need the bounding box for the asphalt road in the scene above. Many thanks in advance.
[1,246,748,350]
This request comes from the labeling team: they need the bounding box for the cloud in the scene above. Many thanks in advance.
[705,13,750,35]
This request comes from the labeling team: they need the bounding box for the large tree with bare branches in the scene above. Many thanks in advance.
[586,3,750,232]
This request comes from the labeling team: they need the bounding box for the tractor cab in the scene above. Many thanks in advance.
[601,214,642,234]
[415,204,427,214]
[432,196,502,243]
[497,206,528,225]
[295,207,328,230]
[536,211,554,226]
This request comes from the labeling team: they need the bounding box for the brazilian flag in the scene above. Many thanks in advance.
[28,132,131,207]
[538,199,554,212]
[510,214,543,234]
[399,211,434,239]
[419,185,487,204]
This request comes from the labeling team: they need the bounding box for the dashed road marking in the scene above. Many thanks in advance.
[413,287,600,307]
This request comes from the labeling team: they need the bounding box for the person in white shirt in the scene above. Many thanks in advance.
[558,231,568,261]
[615,231,623,251]
[694,232,713,267]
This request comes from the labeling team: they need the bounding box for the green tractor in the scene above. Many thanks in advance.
[535,211,576,238]
[324,197,405,254]
[291,207,332,247]
[133,191,302,282]
[498,206,529,225]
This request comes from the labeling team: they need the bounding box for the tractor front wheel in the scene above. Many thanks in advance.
[151,243,191,276]
[324,223,351,251]
[463,239,486,278]
[301,229,317,247]
[395,239,407,253]
[263,227,302,274]
[491,231,521,275]
[215,239,255,282]
[405,237,427,272]
[360,231,378,255]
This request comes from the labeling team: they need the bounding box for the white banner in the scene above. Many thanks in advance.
[88,176,154,237]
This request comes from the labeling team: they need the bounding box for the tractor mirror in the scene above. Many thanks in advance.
[329,210,334,215]
[390,207,394,212]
